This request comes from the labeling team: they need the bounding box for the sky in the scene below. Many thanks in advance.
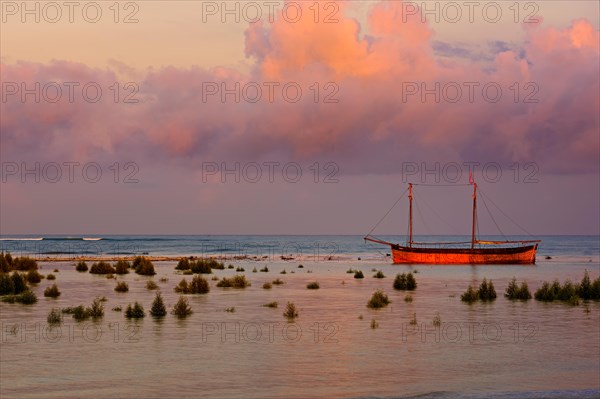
[0,0,599,235]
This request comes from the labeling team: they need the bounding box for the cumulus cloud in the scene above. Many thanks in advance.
[1,0,598,175]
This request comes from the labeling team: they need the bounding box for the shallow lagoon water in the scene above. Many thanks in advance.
[1,253,599,399]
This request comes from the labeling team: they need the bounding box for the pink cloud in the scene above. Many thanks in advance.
[1,1,598,175]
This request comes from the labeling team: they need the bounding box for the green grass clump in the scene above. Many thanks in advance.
[115,281,129,292]
[75,261,88,272]
[478,279,497,301]
[44,284,61,298]
[88,298,104,318]
[260,266,269,272]
[112,306,122,312]
[283,302,298,319]
[404,294,413,302]
[27,270,43,284]
[1,290,38,304]
[146,280,159,290]
[272,278,284,285]
[298,264,304,268]
[532,273,600,303]
[225,307,235,313]
[217,275,250,288]
[172,296,192,318]
[150,292,167,317]
[190,259,212,274]
[367,289,391,309]
[460,285,479,303]
[11,256,38,271]
[252,267,258,273]
[236,267,245,272]
[263,301,278,308]
[90,261,116,274]
[125,302,145,318]
[280,269,287,274]
[393,272,417,290]
[346,268,355,274]
[433,313,441,327]
[306,281,320,289]
[228,264,234,269]
[263,282,272,289]
[175,276,210,294]
[133,257,156,276]
[505,278,532,300]
[354,270,364,279]
[373,270,385,279]
[0,252,11,273]
[46,274,56,280]
[0,273,15,295]
[115,260,131,274]
[371,319,379,329]
[11,272,27,294]
[175,258,190,270]
[47,308,62,325]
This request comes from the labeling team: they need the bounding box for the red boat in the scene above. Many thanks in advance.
[364,178,540,264]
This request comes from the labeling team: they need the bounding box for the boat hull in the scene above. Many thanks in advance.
[391,244,538,264]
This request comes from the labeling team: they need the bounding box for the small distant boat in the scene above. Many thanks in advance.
[364,176,540,264]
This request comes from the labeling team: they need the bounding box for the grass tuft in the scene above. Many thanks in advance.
[172,296,192,318]
[306,281,320,289]
[283,302,298,319]
[115,281,129,292]
[125,302,145,318]
[150,292,167,317]
[393,272,417,290]
[44,284,61,298]
[367,289,391,309]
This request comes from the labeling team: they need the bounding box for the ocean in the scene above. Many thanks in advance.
[0,235,598,398]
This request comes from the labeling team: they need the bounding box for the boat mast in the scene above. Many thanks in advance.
[471,181,477,249]
[408,183,413,247]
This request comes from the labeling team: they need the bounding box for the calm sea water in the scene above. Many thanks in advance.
[0,235,598,398]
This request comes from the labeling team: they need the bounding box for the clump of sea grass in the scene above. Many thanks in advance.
[9,256,38,271]
[260,266,269,272]
[478,279,497,301]
[11,272,27,294]
[216,275,250,288]
[409,312,417,325]
[159,277,168,283]
[90,261,116,274]
[225,307,235,313]
[236,267,245,272]
[1,290,37,304]
[505,277,532,300]
[150,292,167,317]
[53,269,59,273]
[106,274,115,279]
[404,294,413,302]
[46,273,56,280]
[175,275,210,294]
[47,308,62,324]
[367,289,391,309]
[27,270,43,284]
[263,301,278,308]
[88,298,104,318]
[75,261,88,272]
[172,296,192,318]
[307,281,320,289]
[44,284,61,298]
[183,270,193,275]
[346,268,355,274]
[354,270,364,279]
[175,258,190,270]
[280,269,287,275]
[133,257,156,276]
[0,273,15,295]
[125,302,145,318]
[393,272,416,290]
[263,282,272,289]
[373,270,385,279]
[146,280,159,290]
[298,264,304,268]
[112,306,122,312]
[252,267,257,273]
[371,319,379,329]
[227,264,234,269]
[460,285,479,303]
[433,313,441,327]
[115,260,130,274]
[283,302,298,319]
[272,278,284,285]
[114,281,129,292]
